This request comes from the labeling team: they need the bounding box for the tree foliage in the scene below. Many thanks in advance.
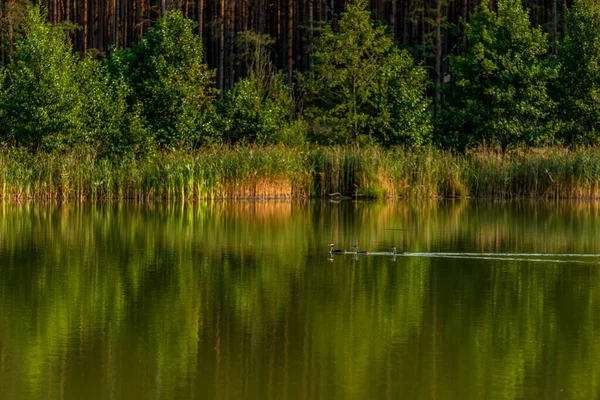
[555,0,600,145]
[440,0,558,150]
[218,32,295,145]
[6,1,600,157]
[373,50,433,147]
[305,0,431,146]
[110,10,218,149]
[0,6,85,151]
[77,56,149,157]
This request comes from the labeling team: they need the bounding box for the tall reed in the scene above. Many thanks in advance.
[3,145,600,200]
[0,145,311,200]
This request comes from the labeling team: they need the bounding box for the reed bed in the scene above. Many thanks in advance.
[0,146,311,200]
[3,145,600,200]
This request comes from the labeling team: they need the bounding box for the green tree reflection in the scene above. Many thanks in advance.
[0,200,599,399]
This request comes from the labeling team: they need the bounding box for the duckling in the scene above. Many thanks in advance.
[329,243,346,254]
[392,246,405,255]
[352,245,369,255]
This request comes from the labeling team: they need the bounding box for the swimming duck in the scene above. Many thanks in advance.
[329,243,346,254]
[352,245,369,255]
[392,246,404,255]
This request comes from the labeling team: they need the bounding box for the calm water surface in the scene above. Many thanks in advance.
[1,200,600,399]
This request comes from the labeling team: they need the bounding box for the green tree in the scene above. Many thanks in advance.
[0,6,85,151]
[111,11,218,149]
[439,0,558,150]
[77,56,148,157]
[305,0,431,146]
[373,51,433,147]
[555,0,600,145]
[218,31,296,145]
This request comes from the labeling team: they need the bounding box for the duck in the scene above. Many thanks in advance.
[391,246,404,255]
[352,245,369,255]
[329,243,346,254]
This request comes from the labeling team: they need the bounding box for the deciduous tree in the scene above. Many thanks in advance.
[555,0,600,145]
[440,0,558,150]
[218,32,294,145]
[110,10,218,149]
[0,5,85,151]
[305,0,431,147]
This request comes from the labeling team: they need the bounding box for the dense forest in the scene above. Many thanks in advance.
[0,0,571,91]
[0,0,598,158]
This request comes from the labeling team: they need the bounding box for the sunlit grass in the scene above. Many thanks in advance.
[0,145,311,200]
[2,145,600,199]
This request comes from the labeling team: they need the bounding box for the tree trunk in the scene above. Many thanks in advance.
[229,0,235,89]
[562,0,567,37]
[552,0,557,52]
[198,0,203,37]
[435,0,443,117]
[391,0,396,37]
[0,4,4,64]
[83,0,88,53]
[218,0,225,92]
[258,0,265,33]
[287,0,293,84]
[98,0,104,52]
[66,0,71,27]
[308,0,313,70]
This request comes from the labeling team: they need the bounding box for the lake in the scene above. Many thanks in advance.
[1,200,599,399]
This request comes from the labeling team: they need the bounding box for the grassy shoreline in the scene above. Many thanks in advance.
[3,145,600,200]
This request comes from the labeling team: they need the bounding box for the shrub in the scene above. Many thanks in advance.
[439,0,558,150]
[77,56,150,157]
[218,31,296,145]
[304,0,431,146]
[0,6,85,151]
[554,0,600,145]
[110,11,218,149]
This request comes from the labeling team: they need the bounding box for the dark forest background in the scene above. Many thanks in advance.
[0,0,569,92]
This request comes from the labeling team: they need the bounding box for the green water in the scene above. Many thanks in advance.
[1,200,600,399]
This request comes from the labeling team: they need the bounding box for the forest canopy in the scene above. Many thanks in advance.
[0,0,597,156]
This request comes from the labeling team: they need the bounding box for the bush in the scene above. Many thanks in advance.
[218,31,297,146]
[439,0,558,150]
[304,0,431,146]
[77,55,150,157]
[373,50,432,147]
[219,74,292,145]
[110,11,218,149]
[0,6,85,151]
[554,0,600,145]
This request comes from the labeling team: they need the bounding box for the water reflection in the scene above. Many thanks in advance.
[0,200,599,399]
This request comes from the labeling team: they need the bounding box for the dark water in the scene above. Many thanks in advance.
[1,200,600,399]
